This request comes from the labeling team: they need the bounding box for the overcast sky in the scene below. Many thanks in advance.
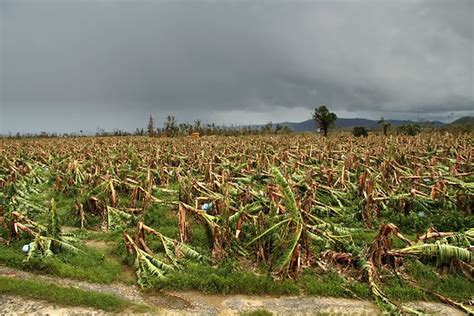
[1,0,473,134]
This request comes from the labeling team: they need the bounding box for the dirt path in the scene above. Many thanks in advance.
[85,239,137,284]
[0,265,465,315]
[0,295,107,316]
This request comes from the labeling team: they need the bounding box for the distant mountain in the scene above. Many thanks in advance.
[276,118,445,132]
[447,116,474,126]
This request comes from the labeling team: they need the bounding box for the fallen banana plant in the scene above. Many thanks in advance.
[359,223,474,314]
[10,199,80,261]
[123,221,202,288]
[394,243,473,265]
[2,131,472,315]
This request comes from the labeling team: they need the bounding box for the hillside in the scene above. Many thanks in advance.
[447,116,474,126]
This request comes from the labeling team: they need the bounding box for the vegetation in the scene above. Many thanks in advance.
[241,309,273,316]
[0,276,146,312]
[147,115,155,136]
[0,132,472,314]
[378,117,391,136]
[0,240,124,284]
[352,126,368,137]
[399,124,421,136]
[313,105,337,136]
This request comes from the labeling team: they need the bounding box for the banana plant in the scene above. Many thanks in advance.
[10,199,80,261]
[123,222,202,288]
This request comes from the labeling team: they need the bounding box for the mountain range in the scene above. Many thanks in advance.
[447,116,474,126]
[271,118,447,132]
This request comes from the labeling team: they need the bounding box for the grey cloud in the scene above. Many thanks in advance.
[0,0,473,133]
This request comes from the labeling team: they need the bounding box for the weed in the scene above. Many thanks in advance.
[240,309,273,316]
[301,270,346,297]
[158,260,299,295]
[405,259,474,301]
[0,243,123,284]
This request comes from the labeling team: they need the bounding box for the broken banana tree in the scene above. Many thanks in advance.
[123,222,202,288]
[9,199,79,261]
[248,167,351,277]
[362,223,473,314]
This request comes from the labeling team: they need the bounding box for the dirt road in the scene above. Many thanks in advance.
[0,265,465,315]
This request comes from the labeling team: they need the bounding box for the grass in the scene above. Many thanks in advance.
[300,269,372,299]
[348,282,371,300]
[382,277,426,302]
[157,260,299,295]
[144,203,180,239]
[301,270,346,297]
[241,309,273,316]
[381,204,474,233]
[78,229,123,242]
[0,241,123,284]
[405,259,474,301]
[0,220,131,284]
[0,276,148,312]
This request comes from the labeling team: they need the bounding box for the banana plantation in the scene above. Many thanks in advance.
[0,133,472,314]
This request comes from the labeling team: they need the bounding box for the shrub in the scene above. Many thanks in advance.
[353,126,368,137]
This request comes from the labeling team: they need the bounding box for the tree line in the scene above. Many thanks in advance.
[312,105,440,137]
[2,105,464,139]
[144,115,291,137]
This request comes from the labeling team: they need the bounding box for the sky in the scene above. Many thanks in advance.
[0,0,473,134]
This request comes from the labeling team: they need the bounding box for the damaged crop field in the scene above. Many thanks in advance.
[0,133,472,314]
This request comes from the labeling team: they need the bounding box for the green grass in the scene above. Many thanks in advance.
[350,230,376,248]
[81,229,123,242]
[240,309,273,316]
[0,242,123,284]
[300,269,372,300]
[405,259,474,301]
[144,203,179,237]
[382,277,426,301]
[348,282,371,300]
[381,204,473,233]
[157,260,299,295]
[301,270,346,297]
[0,276,147,312]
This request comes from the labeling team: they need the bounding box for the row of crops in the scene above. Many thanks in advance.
[0,133,472,314]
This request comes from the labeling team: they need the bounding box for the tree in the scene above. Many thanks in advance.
[378,117,391,136]
[164,115,178,137]
[399,124,421,136]
[313,105,337,137]
[193,119,202,134]
[353,126,368,137]
[147,115,155,136]
[262,121,273,134]
[275,123,283,134]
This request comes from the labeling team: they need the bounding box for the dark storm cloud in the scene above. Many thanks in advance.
[1,0,473,133]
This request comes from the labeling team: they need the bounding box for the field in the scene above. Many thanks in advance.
[0,133,473,314]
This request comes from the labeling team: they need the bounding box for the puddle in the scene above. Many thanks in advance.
[144,291,192,310]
